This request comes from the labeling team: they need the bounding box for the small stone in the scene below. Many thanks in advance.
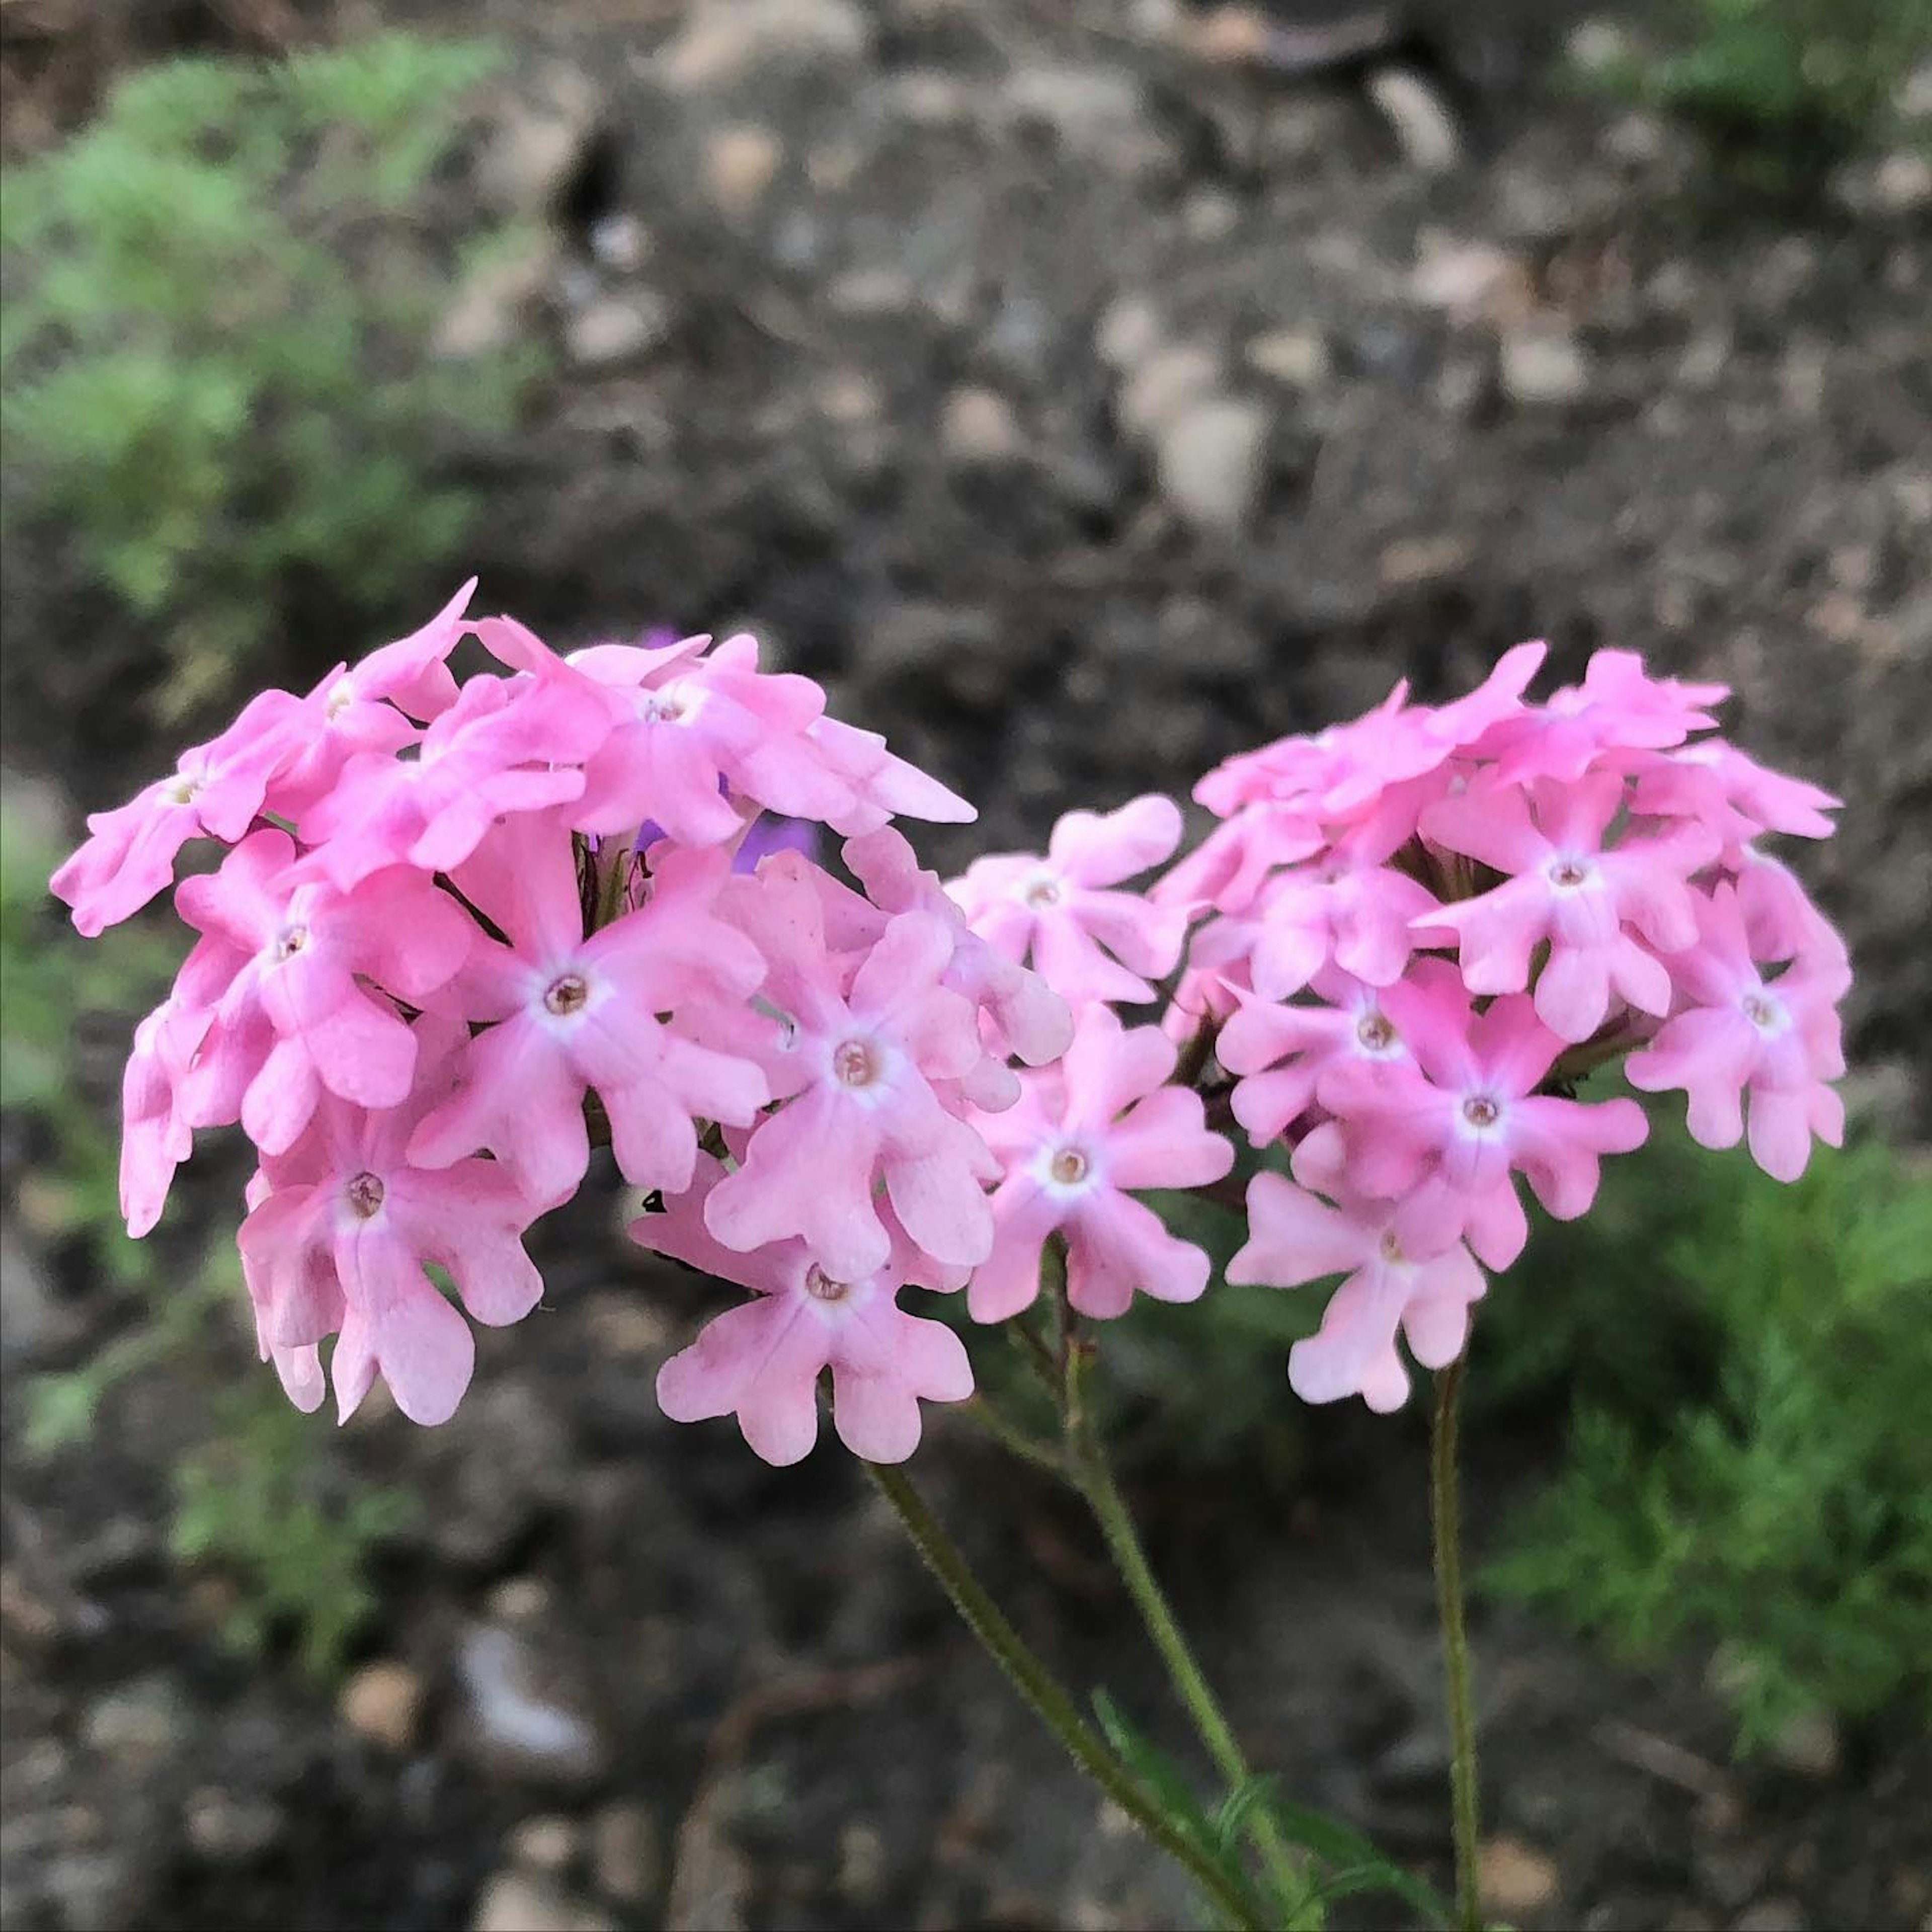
[457,1623,606,1787]
[1244,327,1331,390]
[185,1788,284,1864]
[660,0,870,91]
[1899,59,1932,120]
[584,1294,672,1359]
[341,1660,426,1751]
[1874,151,1932,215]
[1567,20,1633,74]
[1602,112,1667,167]
[588,214,649,272]
[1002,66,1150,160]
[1156,395,1270,532]
[83,1677,186,1764]
[591,1801,659,1905]
[1117,344,1220,441]
[1182,188,1239,240]
[836,1820,886,1904]
[1733,1902,1806,1932]
[827,268,914,315]
[704,127,782,216]
[510,1816,582,1874]
[566,294,669,369]
[1094,296,1162,373]
[1768,1708,1840,1778]
[815,372,883,425]
[1379,534,1475,586]
[471,1869,616,1932]
[940,387,1022,464]
[1365,67,1462,173]
[1412,235,1527,323]
[1479,1835,1561,1917]
[488,1577,554,1624]
[1500,321,1590,405]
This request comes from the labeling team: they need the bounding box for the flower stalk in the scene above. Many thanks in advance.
[1430,1353,1483,1932]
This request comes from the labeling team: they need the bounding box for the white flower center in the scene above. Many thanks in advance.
[1379,1228,1405,1264]
[325,677,357,720]
[1742,992,1785,1033]
[163,774,201,807]
[1023,874,1063,909]
[346,1171,386,1220]
[544,972,590,1016]
[1355,1010,1396,1053]
[1546,856,1593,890]
[804,1264,850,1303]
[1461,1095,1500,1130]
[833,1038,879,1087]
[1049,1146,1090,1186]
[272,923,310,962]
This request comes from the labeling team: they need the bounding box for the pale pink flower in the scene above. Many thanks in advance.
[950,795,1192,1007]
[1217,961,1456,1147]
[636,1161,972,1465]
[703,873,997,1279]
[120,970,228,1237]
[1628,741,1840,851]
[409,815,768,1205]
[1227,1174,1484,1412]
[298,671,609,891]
[1626,882,1849,1181]
[51,689,309,935]
[175,828,472,1154]
[238,1022,544,1425]
[1312,987,1647,1267]
[1418,772,1717,1042]
[969,1005,1233,1321]
[808,714,976,836]
[1472,649,1726,785]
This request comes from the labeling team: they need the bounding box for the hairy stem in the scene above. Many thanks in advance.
[1431,1354,1483,1932]
[866,1460,1266,1929]
[1067,1373,1318,1925]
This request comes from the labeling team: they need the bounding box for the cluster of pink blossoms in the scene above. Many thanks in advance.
[56,587,1848,1454]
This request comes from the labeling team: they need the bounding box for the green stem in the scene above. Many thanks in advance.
[1431,1354,1482,1932]
[865,1460,1266,1931]
[1068,1383,1317,1926]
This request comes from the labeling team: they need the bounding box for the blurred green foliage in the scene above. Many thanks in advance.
[3,804,411,1682]
[0,34,537,719]
[1482,1122,1932,1750]
[1578,0,1932,195]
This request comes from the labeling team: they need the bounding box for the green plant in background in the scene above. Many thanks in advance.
[174,1394,417,1682]
[1576,0,1932,194]
[1483,1124,1932,1750]
[0,33,538,719]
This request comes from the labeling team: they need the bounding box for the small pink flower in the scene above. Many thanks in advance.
[120,971,228,1237]
[298,671,610,890]
[51,689,310,935]
[1217,961,1455,1147]
[1418,771,1717,1042]
[239,1022,544,1426]
[1471,649,1726,785]
[636,1161,973,1465]
[409,816,768,1204]
[1626,882,1849,1181]
[1312,987,1647,1267]
[1227,1174,1484,1412]
[176,828,473,1154]
[970,1005,1233,1321]
[808,714,976,836]
[951,795,1192,1006]
[704,873,997,1279]
[1628,741,1840,851]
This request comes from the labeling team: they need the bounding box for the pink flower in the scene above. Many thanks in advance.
[265,579,476,818]
[1626,882,1849,1181]
[1312,987,1647,1267]
[969,1005,1233,1321]
[1628,741,1840,851]
[1227,1174,1484,1412]
[409,815,769,1204]
[238,1022,545,1425]
[1471,649,1726,785]
[175,828,473,1154]
[950,795,1192,1007]
[1418,772,1717,1042]
[120,973,227,1237]
[1217,961,1456,1147]
[297,671,609,891]
[701,873,999,1279]
[635,1161,972,1465]
[808,715,976,836]
[50,688,309,935]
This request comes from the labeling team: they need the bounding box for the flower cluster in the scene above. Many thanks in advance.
[58,587,1848,1455]
[58,583,1068,1450]
[1163,645,1848,1411]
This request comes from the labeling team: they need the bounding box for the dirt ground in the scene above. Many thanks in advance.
[2,1,1929,1928]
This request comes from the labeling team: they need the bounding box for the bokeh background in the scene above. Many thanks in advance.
[2,2,1929,1928]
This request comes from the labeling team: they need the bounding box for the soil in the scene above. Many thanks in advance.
[2,3,1929,1929]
